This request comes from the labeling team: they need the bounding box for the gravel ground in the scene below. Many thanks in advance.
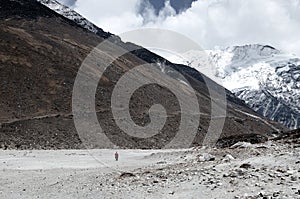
[0,141,299,199]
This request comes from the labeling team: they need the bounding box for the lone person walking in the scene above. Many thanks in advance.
[115,152,119,161]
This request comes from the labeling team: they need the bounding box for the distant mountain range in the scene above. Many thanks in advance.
[180,44,300,129]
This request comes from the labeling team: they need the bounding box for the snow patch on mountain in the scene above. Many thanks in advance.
[37,0,101,34]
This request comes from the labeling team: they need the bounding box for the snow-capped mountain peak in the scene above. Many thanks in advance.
[178,44,300,129]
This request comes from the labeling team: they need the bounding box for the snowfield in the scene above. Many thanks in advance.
[1,141,299,198]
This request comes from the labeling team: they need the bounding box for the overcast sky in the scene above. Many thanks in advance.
[58,0,300,56]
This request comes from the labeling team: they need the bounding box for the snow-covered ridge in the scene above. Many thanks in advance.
[37,0,100,34]
[178,44,300,129]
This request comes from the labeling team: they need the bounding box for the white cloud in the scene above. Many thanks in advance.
[72,0,300,56]
[73,0,143,33]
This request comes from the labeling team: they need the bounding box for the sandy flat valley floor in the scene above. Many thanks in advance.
[0,141,299,199]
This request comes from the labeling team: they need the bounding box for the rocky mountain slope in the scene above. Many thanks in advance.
[0,0,286,149]
[180,44,300,129]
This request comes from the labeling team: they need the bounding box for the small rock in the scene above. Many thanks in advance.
[240,163,252,169]
[237,168,247,176]
[223,154,235,162]
[268,173,275,178]
[119,172,135,178]
[291,176,297,181]
[199,153,215,162]
[277,168,286,173]
[169,191,175,195]
[230,142,252,149]
[258,191,265,197]
[287,170,296,175]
